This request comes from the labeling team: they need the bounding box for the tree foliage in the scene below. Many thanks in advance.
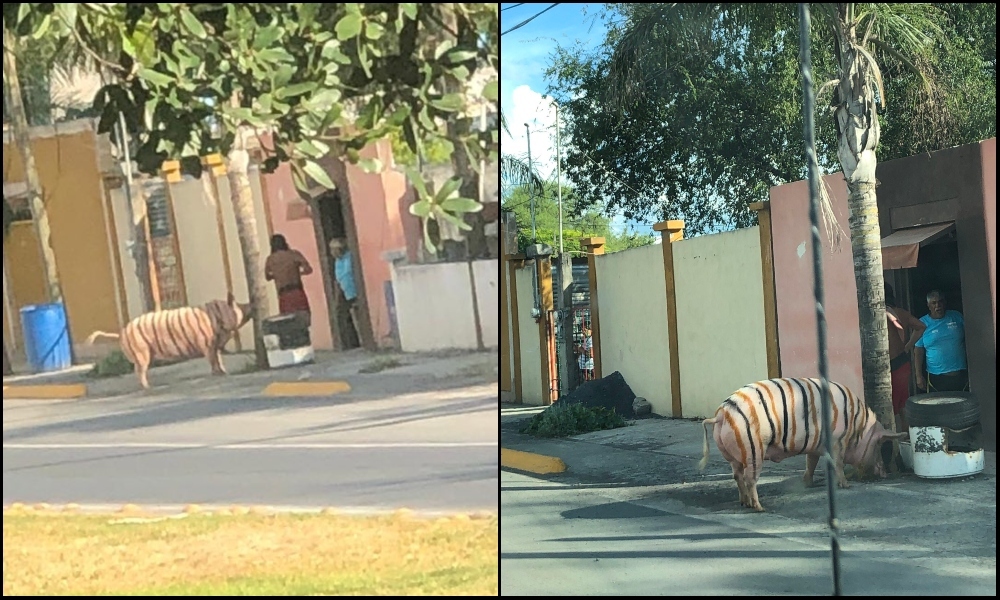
[502,180,654,255]
[547,3,996,236]
[4,2,499,232]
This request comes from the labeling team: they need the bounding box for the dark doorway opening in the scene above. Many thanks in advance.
[907,234,963,319]
[314,189,361,350]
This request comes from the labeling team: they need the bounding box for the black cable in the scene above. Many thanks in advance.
[502,3,560,36]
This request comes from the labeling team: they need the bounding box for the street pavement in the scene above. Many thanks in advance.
[3,350,499,514]
[501,405,996,596]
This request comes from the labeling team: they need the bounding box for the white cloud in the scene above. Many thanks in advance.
[502,84,561,181]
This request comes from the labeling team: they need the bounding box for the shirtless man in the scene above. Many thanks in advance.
[264,234,313,326]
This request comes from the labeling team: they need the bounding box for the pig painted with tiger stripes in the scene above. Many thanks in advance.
[85,293,252,390]
[698,377,906,512]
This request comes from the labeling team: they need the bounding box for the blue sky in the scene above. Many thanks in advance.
[501,3,652,237]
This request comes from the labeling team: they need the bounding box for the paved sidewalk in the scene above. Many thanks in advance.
[501,404,997,565]
[4,348,497,401]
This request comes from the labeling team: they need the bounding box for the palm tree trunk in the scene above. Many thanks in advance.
[226,129,270,370]
[3,27,63,304]
[834,21,893,430]
[2,341,11,375]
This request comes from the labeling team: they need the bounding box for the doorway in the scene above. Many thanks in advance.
[314,189,361,350]
[906,234,963,319]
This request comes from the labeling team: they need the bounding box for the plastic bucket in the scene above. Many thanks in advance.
[19,303,72,373]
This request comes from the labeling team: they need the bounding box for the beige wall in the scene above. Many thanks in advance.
[594,244,672,415]
[393,261,478,351]
[472,259,499,348]
[2,121,120,356]
[514,264,544,405]
[673,226,769,418]
[219,167,277,350]
[165,168,275,351]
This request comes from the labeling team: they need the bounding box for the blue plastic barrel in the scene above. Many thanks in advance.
[20,303,72,373]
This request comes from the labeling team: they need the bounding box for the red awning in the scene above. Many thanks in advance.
[881,222,955,270]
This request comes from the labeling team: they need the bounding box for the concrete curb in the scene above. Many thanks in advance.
[501,448,567,474]
[2,502,497,521]
[262,381,352,396]
[2,384,87,400]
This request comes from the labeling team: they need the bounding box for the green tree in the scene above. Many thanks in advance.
[502,180,653,255]
[590,3,976,430]
[3,23,63,307]
[8,3,498,361]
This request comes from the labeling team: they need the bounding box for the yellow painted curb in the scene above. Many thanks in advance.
[2,384,87,400]
[263,381,352,397]
[501,448,567,474]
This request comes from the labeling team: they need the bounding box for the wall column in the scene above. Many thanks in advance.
[653,220,684,417]
[749,201,782,378]
[507,253,525,403]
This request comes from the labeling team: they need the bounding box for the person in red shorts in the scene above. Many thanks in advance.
[885,283,925,432]
[265,234,314,327]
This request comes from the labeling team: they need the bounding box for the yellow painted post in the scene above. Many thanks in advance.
[653,220,684,417]
[749,201,781,378]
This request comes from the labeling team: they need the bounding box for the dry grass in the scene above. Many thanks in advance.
[2,510,498,596]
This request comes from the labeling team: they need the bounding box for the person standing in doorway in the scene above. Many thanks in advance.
[580,326,595,381]
[885,283,925,431]
[329,238,361,341]
[914,289,969,392]
[265,234,313,326]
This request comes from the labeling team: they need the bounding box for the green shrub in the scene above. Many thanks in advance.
[520,402,627,438]
[87,350,135,378]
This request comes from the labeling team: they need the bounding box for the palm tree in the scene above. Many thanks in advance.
[499,110,543,196]
[2,25,64,306]
[605,3,949,429]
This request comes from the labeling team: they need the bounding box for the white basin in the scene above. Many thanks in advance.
[910,425,985,479]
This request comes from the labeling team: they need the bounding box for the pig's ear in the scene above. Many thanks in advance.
[882,430,908,441]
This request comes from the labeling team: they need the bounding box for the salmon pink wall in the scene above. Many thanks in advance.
[342,139,413,348]
[769,174,865,399]
[258,139,333,351]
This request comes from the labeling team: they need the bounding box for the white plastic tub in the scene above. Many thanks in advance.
[910,425,985,479]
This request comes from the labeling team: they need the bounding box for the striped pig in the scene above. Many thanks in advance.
[698,377,906,512]
[86,293,252,390]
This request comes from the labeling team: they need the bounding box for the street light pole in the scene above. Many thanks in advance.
[554,101,563,255]
[524,123,536,242]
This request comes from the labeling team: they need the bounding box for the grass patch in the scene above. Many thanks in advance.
[86,350,134,378]
[235,357,260,374]
[2,511,497,596]
[521,402,628,438]
[359,356,405,374]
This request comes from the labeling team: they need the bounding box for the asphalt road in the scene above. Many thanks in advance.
[501,469,996,596]
[3,378,498,513]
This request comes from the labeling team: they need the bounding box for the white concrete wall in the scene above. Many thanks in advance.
[472,259,499,348]
[673,226,769,418]
[515,264,544,405]
[172,175,230,312]
[107,184,147,322]
[393,261,479,351]
[595,244,672,416]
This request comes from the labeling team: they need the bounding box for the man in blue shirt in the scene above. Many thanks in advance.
[914,289,969,392]
[329,238,360,342]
